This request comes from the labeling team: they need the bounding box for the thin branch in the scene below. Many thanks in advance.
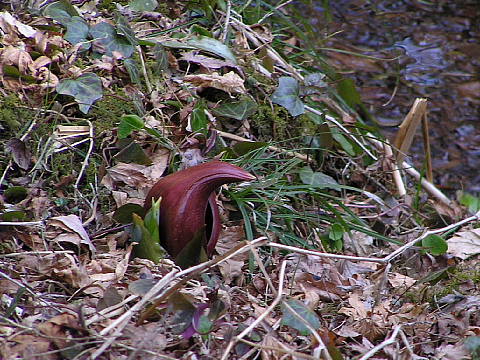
[74,120,94,191]
[358,325,402,360]
[221,0,231,43]
[0,221,44,226]
[269,243,386,263]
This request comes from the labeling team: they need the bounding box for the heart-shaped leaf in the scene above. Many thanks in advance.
[271,76,305,116]
[64,16,90,51]
[90,22,135,58]
[43,0,79,25]
[56,73,103,114]
[212,97,257,121]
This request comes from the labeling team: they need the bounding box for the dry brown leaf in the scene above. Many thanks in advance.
[261,334,294,360]
[184,71,246,94]
[180,52,239,70]
[215,225,247,284]
[50,214,95,254]
[447,228,480,259]
[388,273,416,288]
[2,334,53,360]
[102,162,150,189]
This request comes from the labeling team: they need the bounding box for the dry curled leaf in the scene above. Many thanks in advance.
[184,71,246,94]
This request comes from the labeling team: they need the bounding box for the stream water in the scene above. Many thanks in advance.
[308,0,479,194]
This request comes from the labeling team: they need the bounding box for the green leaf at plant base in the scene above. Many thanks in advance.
[43,0,79,26]
[421,234,448,256]
[168,292,196,334]
[271,77,305,117]
[129,0,158,12]
[299,166,340,190]
[329,223,344,251]
[281,298,321,336]
[331,126,356,156]
[144,197,161,241]
[89,22,135,58]
[153,43,169,74]
[56,73,103,114]
[115,12,138,46]
[190,24,213,37]
[231,141,268,157]
[64,16,90,51]
[329,223,344,241]
[118,114,145,139]
[174,227,208,269]
[0,210,27,221]
[132,199,164,263]
[212,97,257,121]
[113,203,145,224]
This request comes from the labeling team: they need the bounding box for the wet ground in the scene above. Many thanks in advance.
[308,0,479,194]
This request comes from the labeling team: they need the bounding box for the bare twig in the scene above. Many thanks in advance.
[269,243,386,263]
[0,221,44,226]
[358,325,402,360]
[74,120,94,191]
[221,0,231,43]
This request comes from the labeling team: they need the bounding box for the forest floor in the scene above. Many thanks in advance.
[0,1,479,359]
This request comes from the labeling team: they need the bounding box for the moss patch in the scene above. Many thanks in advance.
[89,94,137,134]
[0,94,36,138]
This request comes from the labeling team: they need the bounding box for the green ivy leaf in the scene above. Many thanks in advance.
[64,16,90,51]
[271,77,305,117]
[422,234,448,256]
[212,97,257,121]
[90,22,135,58]
[281,299,321,336]
[43,0,79,25]
[56,73,103,114]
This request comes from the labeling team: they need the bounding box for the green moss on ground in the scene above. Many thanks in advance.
[90,94,137,133]
[0,94,36,137]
